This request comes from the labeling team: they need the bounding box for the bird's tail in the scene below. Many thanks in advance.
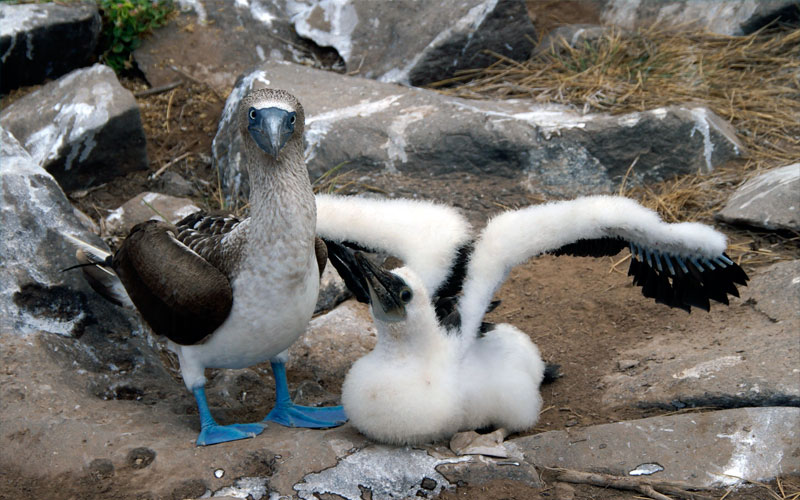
[457,195,747,340]
[61,232,133,308]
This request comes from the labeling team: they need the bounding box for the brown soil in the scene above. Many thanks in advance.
[3,77,797,500]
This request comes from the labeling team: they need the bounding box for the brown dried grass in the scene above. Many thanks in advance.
[433,25,800,265]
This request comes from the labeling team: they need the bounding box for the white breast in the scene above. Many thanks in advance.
[181,249,319,371]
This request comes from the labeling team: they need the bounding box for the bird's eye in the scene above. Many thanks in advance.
[249,109,257,120]
[289,114,296,125]
[400,288,413,304]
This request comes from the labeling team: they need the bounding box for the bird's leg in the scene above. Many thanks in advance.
[193,386,265,446]
[263,361,348,428]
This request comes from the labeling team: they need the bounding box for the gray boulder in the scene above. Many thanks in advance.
[213,61,743,204]
[599,0,798,35]
[716,163,800,232]
[0,2,101,93]
[289,0,536,86]
[0,64,148,192]
[518,407,800,487]
[133,0,342,95]
[601,261,800,411]
[1,125,167,410]
[0,126,140,339]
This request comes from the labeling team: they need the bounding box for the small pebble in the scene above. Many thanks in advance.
[618,359,640,370]
[420,477,437,490]
[214,468,225,478]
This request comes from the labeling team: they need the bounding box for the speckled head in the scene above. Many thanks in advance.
[240,88,305,159]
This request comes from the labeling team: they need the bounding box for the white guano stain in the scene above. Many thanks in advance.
[672,355,743,380]
[304,95,403,162]
[689,107,715,172]
[18,65,114,170]
[711,409,796,486]
[0,3,49,40]
[734,163,800,210]
[449,100,589,139]
[289,0,358,62]
[250,0,277,27]
[381,105,435,171]
[294,446,469,500]
[175,0,207,24]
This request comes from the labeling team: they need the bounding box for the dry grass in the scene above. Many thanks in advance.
[434,25,800,265]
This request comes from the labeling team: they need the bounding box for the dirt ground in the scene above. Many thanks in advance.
[3,76,797,500]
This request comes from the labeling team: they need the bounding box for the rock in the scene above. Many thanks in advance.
[289,0,536,86]
[745,260,800,322]
[133,0,341,95]
[293,427,539,496]
[517,407,800,487]
[0,2,101,92]
[617,359,639,371]
[315,262,353,314]
[1,129,178,496]
[155,170,197,198]
[104,192,201,236]
[716,163,800,232]
[436,453,542,489]
[602,262,799,410]
[599,0,799,36]
[0,64,148,192]
[0,126,140,339]
[450,429,510,458]
[288,300,376,386]
[214,61,743,204]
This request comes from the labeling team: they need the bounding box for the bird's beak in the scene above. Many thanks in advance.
[354,252,407,323]
[247,107,294,158]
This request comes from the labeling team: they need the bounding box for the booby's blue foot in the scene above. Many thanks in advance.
[197,422,265,446]
[262,361,348,429]
[264,403,348,428]
[193,387,265,446]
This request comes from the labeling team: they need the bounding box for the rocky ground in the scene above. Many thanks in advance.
[1,1,799,499]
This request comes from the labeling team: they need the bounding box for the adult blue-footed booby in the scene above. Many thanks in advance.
[64,89,341,446]
[326,195,748,445]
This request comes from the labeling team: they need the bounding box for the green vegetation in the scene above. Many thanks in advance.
[97,0,175,72]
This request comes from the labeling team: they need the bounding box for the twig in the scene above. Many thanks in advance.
[134,81,183,98]
[149,152,192,180]
[164,88,176,133]
[553,468,717,500]
[618,154,640,196]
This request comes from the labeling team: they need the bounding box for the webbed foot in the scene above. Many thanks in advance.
[196,422,265,446]
[264,403,347,428]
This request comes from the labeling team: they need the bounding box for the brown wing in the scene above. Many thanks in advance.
[175,211,244,275]
[113,220,233,345]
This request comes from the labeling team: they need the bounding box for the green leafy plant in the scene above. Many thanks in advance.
[98,0,175,72]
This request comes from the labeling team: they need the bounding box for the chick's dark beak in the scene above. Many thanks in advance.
[354,252,408,323]
[247,107,296,158]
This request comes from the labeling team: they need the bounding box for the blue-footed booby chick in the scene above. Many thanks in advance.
[328,195,748,445]
[64,89,344,446]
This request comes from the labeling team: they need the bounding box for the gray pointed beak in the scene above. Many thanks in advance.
[354,252,408,323]
[247,107,296,158]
